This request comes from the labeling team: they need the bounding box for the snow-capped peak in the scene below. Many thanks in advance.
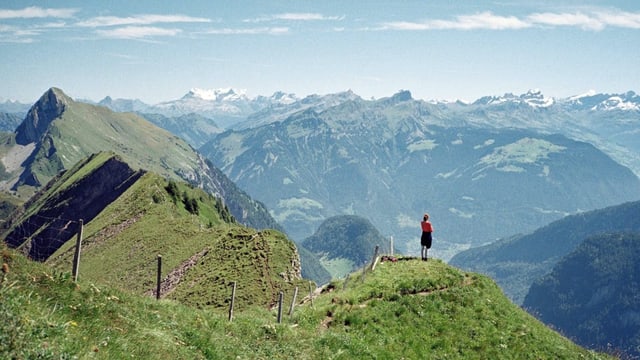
[186,88,248,102]
[563,90,639,111]
[270,91,297,105]
[472,90,554,108]
[568,90,597,101]
[521,89,554,108]
[591,92,640,111]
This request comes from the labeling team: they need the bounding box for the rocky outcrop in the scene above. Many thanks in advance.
[15,88,70,145]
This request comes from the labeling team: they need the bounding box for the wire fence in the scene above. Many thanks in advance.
[6,215,387,324]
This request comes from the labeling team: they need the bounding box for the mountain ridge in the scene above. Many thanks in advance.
[3,151,304,309]
[2,87,282,232]
[522,232,640,357]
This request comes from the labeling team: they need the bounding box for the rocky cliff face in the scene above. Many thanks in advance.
[4,154,144,260]
[15,88,69,145]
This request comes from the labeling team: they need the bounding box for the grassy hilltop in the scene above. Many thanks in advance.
[1,246,610,359]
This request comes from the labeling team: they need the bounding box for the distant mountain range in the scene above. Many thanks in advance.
[198,90,640,261]
[5,87,640,263]
[75,88,640,178]
[0,99,31,115]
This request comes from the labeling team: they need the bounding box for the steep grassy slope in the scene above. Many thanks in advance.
[0,244,611,359]
[4,152,145,260]
[3,152,303,309]
[15,88,199,189]
[523,232,640,357]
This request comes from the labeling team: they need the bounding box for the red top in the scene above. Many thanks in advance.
[421,221,433,232]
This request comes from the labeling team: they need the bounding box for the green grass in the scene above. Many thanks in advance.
[20,97,202,193]
[45,169,302,310]
[1,245,613,359]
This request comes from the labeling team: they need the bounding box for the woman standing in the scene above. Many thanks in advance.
[420,213,433,261]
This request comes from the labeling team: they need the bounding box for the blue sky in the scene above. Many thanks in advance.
[1,1,639,104]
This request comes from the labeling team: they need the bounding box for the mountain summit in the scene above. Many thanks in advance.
[184,87,248,102]
[15,87,71,145]
[4,87,282,231]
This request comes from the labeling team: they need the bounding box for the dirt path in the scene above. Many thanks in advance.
[145,247,210,298]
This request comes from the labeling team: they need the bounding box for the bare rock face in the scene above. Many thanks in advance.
[4,154,144,260]
[15,88,70,145]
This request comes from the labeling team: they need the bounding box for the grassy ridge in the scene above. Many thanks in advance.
[46,169,303,309]
[1,245,611,359]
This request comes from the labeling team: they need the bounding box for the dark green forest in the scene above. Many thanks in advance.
[524,232,640,357]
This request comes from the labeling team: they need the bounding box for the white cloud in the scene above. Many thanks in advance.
[96,26,182,39]
[432,12,530,30]
[77,14,211,27]
[528,10,640,30]
[382,12,530,31]
[380,9,640,32]
[204,27,289,35]
[0,6,77,19]
[77,13,212,40]
[595,10,640,29]
[246,12,343,23]
[381,21,430,31]
[0,24,37,43]
[275,13,343,21]
[527,12,605,30]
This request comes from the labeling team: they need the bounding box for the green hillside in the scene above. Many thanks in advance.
[450,200,640,304]
[524,232,640,357]
[14,88,200,190]
[1,244,610,359]
[5,87,281,232]
[3,152,304,309]
[302,215,393,280]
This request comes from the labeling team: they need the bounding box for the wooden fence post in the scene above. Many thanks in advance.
[343,274,351,290]
[156,255,162,300]
[390,236,394,256]
[277,291,284,323]
[369,245,380,271]
[288,286,299,317]
[229,281,237,322]
[72,219,83,282]
[309,281,314,308]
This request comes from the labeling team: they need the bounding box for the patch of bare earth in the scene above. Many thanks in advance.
[83,214,143,251]
[46,214,143,264]
[144,247,210,298]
